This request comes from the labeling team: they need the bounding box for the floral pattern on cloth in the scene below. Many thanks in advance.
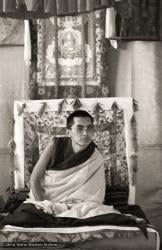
[0,229,144,244]
[0,228,157,249]
[29,10,109,99]
[23,108,129,191]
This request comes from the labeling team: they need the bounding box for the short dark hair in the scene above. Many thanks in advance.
[67,110,93,129]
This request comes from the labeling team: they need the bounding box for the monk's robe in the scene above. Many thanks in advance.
[25,137,120,218]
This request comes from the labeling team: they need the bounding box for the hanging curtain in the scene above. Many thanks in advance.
[110,0,162,41]
[0,0,113,19]
[28,9,110,99]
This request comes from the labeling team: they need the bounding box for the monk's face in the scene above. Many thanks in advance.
[69,116,94,153]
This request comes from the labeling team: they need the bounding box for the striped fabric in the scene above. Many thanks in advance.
[0,0,114,18]
[105,186,129,208]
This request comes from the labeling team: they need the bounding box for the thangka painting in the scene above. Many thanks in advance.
[29,10,109,99]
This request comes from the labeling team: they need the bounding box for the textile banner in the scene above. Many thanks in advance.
[29,10,110,99]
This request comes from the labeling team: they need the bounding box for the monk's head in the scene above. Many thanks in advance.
[67,110,94,153]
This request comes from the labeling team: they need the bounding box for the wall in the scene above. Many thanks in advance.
[0,46,28,201]
[108,41,162,238]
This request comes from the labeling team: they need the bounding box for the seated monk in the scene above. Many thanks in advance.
[25,110,120,218]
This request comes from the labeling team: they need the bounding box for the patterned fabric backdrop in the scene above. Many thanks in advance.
[23,106,128,190]
[29,10,110,99]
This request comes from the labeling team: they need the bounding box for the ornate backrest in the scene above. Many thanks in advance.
[14,98,137,205]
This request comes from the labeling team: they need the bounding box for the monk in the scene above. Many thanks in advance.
[26,110,119,218]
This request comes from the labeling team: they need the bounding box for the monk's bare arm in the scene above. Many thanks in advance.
[29,139,54,201]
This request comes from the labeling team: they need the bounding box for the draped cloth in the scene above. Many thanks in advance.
[25,148,120,218]
[112,0,162,41]
[0,0,113,19]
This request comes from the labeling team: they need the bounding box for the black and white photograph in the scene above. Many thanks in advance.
[0,0,161,249]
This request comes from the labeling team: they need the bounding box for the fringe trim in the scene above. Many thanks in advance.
[93,102,104,113]
[92,102,104,123]
[72,98,82,110]
[131,114,138,152]
[130,114,138,186]
[111,101,119,111]
[38,102,46,116]
[8,118,16,193]
[17,103,26,116]
[58,99,68,113]
[133,99,139,112]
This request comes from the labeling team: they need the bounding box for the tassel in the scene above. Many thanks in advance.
[8,137,16,155]
[130,114,138,185]
[93,103,104,124]
[38,102,46,116]
[58,99,68,113]
[8,117,16,190]
[131,114,138,152]
[93,102,104,114]
[130,155,138,186]
[8,136,17,189]
[17,103,26,116]
[72,98,82,110]
[133,99,139,112]
[111,101,119,111]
